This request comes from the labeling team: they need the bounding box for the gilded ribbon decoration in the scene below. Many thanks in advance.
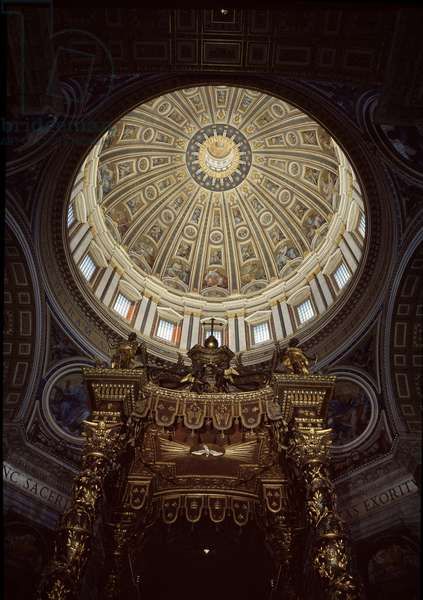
[262,510,297,600]
[103,516,137,600]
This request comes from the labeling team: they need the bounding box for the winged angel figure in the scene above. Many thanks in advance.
[159,438,257,462]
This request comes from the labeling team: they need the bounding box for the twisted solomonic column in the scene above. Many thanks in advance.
[103,516,136,600]
[264,418,303,599]
[37,417,127,600]
[262,509,298,600]
[102,487,155,599]
[102,413,155,600]
[287,427,361,600]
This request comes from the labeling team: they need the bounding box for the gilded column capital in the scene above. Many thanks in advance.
[83,418,124,459]
[226,311,237,319]
[288,427,332,467]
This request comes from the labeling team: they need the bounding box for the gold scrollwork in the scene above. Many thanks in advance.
[313,539,358,598]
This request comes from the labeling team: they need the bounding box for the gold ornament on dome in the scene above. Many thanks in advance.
[186,123,251,191]
[198,134,240,179]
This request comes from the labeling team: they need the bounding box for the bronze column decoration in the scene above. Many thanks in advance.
[263,509,297,600]
[287,427,359,599]
[102,491,155,600]
[102,415,154,600]
[37,416,126,600]
[103,513,137,600]
[264,418,301,600]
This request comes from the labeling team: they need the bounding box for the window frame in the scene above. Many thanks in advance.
[358,212,366,239]
[78,253,97,283]
[295,298,315,326]
[333,261,351,291]
[67,203,76,228]
[155,318,177,344]
[113,292,134,320]
[251,321,271,346]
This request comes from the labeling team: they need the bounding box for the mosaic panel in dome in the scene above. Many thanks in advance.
[65,84,366,355]
[86,86,350,299]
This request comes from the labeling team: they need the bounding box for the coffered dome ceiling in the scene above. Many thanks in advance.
[67,85,366,354]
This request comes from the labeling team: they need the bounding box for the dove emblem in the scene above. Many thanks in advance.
[159,438,256,462]
[190,443,225,458]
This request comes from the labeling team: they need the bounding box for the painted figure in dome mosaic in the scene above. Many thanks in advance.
[166,260,190,285]
[203,269,227,289]
[241,244,255,261]
[99,165,115,195]
[276,245,299,271]
[177,242,192,260]
[269,226,285,244]
[209,248,223,265]
[148,224,164,243]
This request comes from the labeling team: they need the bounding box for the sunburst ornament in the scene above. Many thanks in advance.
[186,124,252,191]
[159,437,257,462]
